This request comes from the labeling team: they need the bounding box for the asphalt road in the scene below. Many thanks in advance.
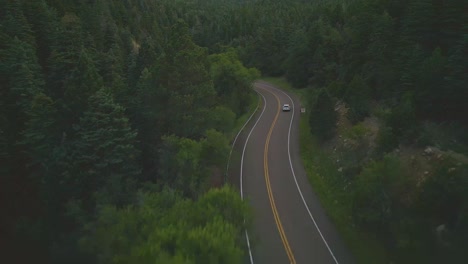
[231,81,355,264]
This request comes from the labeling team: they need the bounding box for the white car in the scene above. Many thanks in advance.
[282,104,291,112]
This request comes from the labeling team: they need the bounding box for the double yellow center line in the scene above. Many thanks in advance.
[262,88,296,264]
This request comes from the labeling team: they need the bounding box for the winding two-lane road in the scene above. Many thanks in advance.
[231,81,355,264]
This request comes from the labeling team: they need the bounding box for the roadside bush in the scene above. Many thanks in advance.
[352,155,407,232]
[416,159,468,262]
[337,123,371,181]
[343,123,369,141]
[417,159,468,237]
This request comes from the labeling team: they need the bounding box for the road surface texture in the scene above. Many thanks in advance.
[230,81,355,264]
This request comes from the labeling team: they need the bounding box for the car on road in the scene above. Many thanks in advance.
[282,104,291,112]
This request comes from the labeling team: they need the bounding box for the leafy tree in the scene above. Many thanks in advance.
[158,135,205,198]
[209,49,259,115]
[417,160,468,262]
[80,186,249,264]
[200,129,230,169]
[352,155,408,232]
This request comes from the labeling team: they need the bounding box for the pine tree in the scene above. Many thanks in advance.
[402,0,435,51]
[22,93,59,171]
[0,36,45,182]
[69,89,141,209]
[100,43,127,105]
[2,37,44,110]
[1,0,36,46]
[22,0,61,72]
[47,13,103,132]
[158,20,216,138]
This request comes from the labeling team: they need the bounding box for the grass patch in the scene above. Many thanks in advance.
[264,77,388,264]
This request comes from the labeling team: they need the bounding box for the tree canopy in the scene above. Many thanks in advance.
[1,0,466,263]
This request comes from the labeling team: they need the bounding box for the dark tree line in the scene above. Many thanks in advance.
[0,0,258,263]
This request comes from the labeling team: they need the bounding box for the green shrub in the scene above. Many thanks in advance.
[352,155,405,231]
[416,159,468,262]
[344,123,370,141]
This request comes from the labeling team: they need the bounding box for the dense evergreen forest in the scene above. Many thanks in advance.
[1,0,258,263]
[1,0,467,263]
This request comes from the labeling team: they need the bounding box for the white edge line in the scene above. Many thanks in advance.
[224,88,267,264]
[260,82,340,264]
[240,90,266,199]
[240,90,267,264]
[225,91,262,182]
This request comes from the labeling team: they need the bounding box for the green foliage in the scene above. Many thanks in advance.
[2,1,264,263]
[416,159,468,262]
[22,93,59,166]
[80,186,249,264]
[158,135,205,198]
[207,106,236,134]
[158,20,217,139]
[308,89,337,142]
[3,0,467,262]
[418,160,468,229]
[337,123,371,176]
[209,49,260,115]
[382,92,418,145]
[284,29,312,88]
[73,89,140,207]
[200,129,230,169]
[1,0,36,46]
[343,123,370,141]
[352,155,407,231]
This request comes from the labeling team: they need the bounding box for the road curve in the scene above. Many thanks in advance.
[231,81,355,264]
